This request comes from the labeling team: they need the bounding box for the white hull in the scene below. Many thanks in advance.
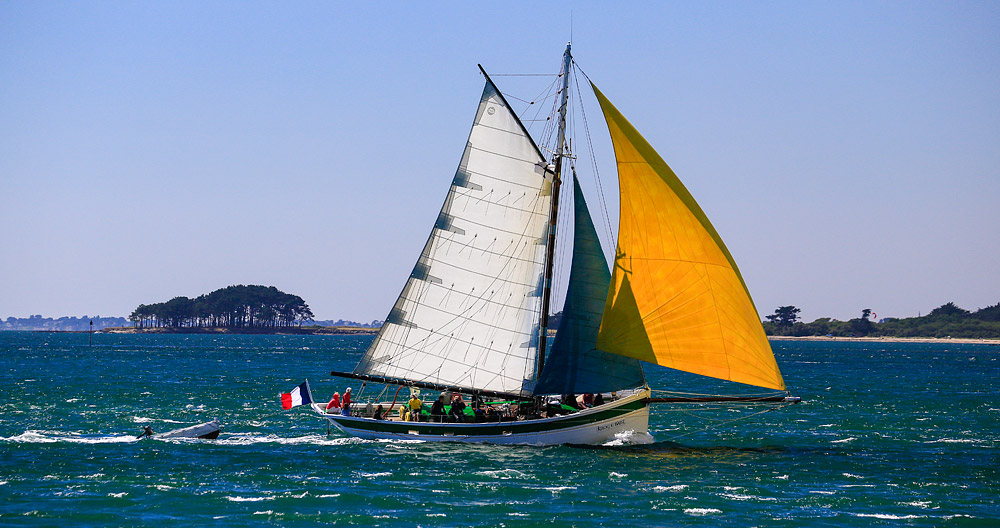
[155,419,221,440]
[313,389,650,446]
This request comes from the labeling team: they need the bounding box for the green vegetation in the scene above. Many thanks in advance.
[129,285,314,329]
[763,302,1000,338]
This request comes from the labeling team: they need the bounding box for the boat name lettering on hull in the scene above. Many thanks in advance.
[597,419,626,431]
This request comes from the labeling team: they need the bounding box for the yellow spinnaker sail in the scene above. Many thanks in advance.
[592,83,786,391]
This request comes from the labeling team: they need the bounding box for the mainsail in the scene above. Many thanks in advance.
[535,174,645,395]
[353,79,553,396]
[591,83,786,391]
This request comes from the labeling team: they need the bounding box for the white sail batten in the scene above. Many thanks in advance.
[354,81,553,396]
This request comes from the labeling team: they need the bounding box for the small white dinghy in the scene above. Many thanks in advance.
[148,420,221,440]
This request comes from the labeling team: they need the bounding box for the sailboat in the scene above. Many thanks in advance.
[309,44,798,445]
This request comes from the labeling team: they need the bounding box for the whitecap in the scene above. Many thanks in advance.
[653,485,688,492]
[108,492,127,498]
[543,486,576,493]
[475,469,532,480]
[609,472,628,479]
[684,508,722,516]
[721,493,777,501]
[853,513,925,520]
[831,437,856,443]
[924,438,977,444]
[809,490,835,495]
[357,471,392,478]
[226,496,276,502]
[842,473,864,479]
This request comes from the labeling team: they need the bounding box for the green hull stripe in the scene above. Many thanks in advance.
[327,399,647,436]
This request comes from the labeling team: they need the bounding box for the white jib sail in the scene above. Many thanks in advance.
[354,80,553,395]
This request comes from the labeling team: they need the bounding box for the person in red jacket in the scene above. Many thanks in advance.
[342,387,352,416]
[326,391,341,413]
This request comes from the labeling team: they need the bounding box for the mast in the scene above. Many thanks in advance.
[536,42,573,379]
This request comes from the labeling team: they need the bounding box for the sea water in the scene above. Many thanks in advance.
[0,332,997,526]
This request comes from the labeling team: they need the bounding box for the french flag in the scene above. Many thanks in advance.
[281,381,313,410]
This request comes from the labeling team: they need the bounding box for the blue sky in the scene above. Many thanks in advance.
[2,2,998,322]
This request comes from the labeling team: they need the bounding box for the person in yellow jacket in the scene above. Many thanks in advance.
[407,393,422,422]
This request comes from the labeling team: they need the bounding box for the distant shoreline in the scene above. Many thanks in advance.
[10,328,999,344]
[768,335,1000,345]
[95,326,379,336]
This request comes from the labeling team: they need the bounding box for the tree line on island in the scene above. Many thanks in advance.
[129,285,314,329]
[762,302,1000,338]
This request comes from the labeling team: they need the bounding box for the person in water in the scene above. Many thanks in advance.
[137,425,154,439]
[326,391,341,413]
[342,387,352,416]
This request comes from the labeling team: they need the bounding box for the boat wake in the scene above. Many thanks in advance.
[601,429,655,447]
[1,430,139,444]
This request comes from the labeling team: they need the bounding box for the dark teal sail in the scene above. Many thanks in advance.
[534,175,645,395]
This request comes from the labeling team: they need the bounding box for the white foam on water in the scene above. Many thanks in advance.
[602,429,654,447]
[65,398,80,403]
[475,469,532,480]
[831,437,856,443]
[543,486,576,493]
[427,513,446,517]
[226,496,276,502]
[316,494,340,498]
[357,471,392,478]
[776,475,789,480]
[1,430,137,444]
[609,472,628,479]
[721,493,777,501]
[133,417,184,424]
[684,508,722,516]
[809,490,836,495]
[902,501,934,508]
[653,485,688,492]
[214,434,365,446]
[842,473,864,479]
[924,438,978,444]
[853,513,925,520]
[108,492,127,498]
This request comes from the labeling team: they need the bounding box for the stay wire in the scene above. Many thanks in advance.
[571,63,617,256]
